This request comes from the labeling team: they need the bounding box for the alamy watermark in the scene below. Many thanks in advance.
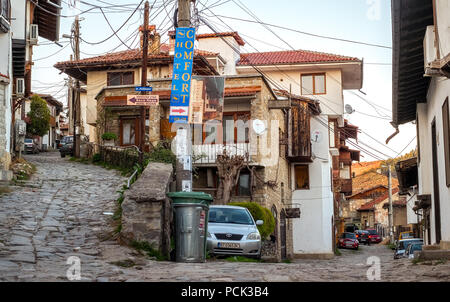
[366,256,381,281]
[66,256,81,281]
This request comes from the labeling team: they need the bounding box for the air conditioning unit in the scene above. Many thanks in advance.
[424,25,440,76]
[30,24,38,45]
[16,78,25,95]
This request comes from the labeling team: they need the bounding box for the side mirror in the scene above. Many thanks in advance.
[256,220,264,226]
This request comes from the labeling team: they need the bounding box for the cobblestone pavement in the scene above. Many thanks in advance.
[1,152,449,282]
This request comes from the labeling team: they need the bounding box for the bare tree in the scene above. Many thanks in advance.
[216,150,246,204]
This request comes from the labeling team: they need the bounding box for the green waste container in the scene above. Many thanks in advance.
[168,192,213,263]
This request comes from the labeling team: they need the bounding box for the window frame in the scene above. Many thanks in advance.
[119,117,139,147]
[294,164,310,190]
[301,73,327,96]
[107,71,135,87]
[235,170,251,197]
[201,111,251,145]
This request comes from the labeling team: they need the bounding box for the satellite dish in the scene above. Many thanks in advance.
[253,120,267,136]
[345,104,355,114]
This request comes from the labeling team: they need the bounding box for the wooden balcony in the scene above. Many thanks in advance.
[286,101,312,162]
[340,179,353,196]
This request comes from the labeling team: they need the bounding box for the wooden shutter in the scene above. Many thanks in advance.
[443,97,450,187]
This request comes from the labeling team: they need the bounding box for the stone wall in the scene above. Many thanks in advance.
[121,162,173,257]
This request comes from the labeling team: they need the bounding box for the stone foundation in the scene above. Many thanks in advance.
[293,253,334,260]
[121,163,173,257]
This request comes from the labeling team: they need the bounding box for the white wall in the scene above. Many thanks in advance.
[291,117,334,255]
[406,193,419,225]
[418,77,450,243]
[437,0,450,59]
[10,0,27,40]
[197,36,240,75]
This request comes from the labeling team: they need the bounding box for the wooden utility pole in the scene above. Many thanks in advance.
[74,16,81,158]
[388,164,394,244]
[175,0,193,192]
[139,1,150,164]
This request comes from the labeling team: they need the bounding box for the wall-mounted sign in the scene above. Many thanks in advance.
[169,27,196,123]
[127,95,159,106]
[285,208,301,219]
[135,87,153,92]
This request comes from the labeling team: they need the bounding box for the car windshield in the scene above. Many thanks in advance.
[209,208,254,225]
[25,139,32,143]
[367,230,377,235]
[343,233,356,239]
[398,240,422,250]
[63,137,73,143]
[409,244,423,253]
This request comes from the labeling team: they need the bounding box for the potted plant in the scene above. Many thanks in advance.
[102,132,117,146]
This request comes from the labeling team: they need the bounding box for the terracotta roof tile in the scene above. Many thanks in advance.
[196,32,245,46]
[359,188,400,211]
[352,171,398,195]
[352,160,383,177]
[238,49,361,66]
[55,48,218,69]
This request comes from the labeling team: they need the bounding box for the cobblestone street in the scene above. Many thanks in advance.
[1,152,449,282]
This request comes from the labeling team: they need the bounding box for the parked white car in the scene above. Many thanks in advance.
[207,205,263,259]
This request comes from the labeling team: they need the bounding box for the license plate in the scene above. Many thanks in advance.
[218,242,240,249]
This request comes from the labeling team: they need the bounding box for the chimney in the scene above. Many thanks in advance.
[140,25,160,54]
[168,30,176,55]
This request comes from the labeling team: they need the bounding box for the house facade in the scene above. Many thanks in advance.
[56,29,362,259]
[392,0,450,248]
[0,0,60,178]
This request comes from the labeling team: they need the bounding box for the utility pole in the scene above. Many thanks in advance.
[388,164,394,244]
[139,1,150,164]
[73,16,81,158]
[175,0,193,192]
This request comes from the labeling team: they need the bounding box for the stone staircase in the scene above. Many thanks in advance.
[419,241,450,261]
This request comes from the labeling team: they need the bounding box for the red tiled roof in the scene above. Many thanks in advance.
[55,48,218,69]
[238,49,360,66]
[359,188,400,211]
[352,171,399,194]
[196,32,245,46]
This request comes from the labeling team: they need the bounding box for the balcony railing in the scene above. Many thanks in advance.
[193,143,251,165]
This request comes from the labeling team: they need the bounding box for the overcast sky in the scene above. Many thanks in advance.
[32,0,417,162]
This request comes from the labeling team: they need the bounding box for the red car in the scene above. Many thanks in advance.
[338,232,359,250]
[367,229,382,243]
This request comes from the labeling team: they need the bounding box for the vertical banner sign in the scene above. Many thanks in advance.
[169,27,196,123]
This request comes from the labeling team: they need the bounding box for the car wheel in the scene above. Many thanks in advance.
[60,153,65,158]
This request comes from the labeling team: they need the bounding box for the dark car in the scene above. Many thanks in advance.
[59,136,74,158]
[355,230,371,245]
[24,138,39,154]
[338,232,359,250]
[367,229,382,243]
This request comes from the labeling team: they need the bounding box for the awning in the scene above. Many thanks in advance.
[33,0,61,42]
[391,0,434,126]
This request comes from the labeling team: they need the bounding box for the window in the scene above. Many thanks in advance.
[301,73,326,95]
[200,112,250,145]
[237,172,251,196]
[120,119,137,146]
[443,97,450,187]
[107,71,134,86]
[340,164,351,179]
[294,165,309,190]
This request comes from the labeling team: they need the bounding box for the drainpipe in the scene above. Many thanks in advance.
[386,126,399,145]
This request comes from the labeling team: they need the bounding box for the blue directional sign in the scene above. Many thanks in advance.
[169,27,196,123]
[135,87,153,92]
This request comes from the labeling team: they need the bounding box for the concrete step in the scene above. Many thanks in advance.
[423,244,441,250]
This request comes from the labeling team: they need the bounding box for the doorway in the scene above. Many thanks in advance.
[280,210,287,260]
[431,119,442,244]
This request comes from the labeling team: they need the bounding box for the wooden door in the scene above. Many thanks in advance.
[431,119,442,244]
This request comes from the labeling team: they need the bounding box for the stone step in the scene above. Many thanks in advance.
[423,244,441,251]
[418,250,450,261]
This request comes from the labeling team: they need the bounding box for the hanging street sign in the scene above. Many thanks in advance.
[126,95,159,106]
[169,27,196,123]
[135,87,153,92]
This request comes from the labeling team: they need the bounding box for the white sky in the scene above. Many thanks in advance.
[31,0,417,161]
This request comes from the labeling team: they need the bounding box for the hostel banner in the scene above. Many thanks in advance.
[169,27,196,123]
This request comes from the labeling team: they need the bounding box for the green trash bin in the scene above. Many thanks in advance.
[168,192,213,263]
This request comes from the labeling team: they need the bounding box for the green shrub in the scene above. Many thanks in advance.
[92,153,102,163]
[228,202,275,239]
[102,132,118,141]
[145,143,176,168]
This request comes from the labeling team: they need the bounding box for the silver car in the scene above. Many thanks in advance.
[207,205,263,258]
